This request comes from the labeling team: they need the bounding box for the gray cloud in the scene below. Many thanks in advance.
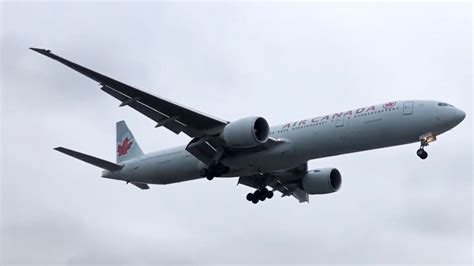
[1,2,472,265]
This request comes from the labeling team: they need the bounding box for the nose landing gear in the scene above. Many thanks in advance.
[416,148,428,160]
[417,133,436,160]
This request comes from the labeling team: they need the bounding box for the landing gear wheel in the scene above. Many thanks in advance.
[206,175,214,181]
[416,148,428,160]
[416,136,431,160]
[247,188,274,203]
[257,191,266,201]
[266,190,274,199]
[246,193,254,201]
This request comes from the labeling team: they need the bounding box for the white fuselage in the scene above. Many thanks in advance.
[103,100,465,184]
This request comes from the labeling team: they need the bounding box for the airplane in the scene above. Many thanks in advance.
[31,48,466,204]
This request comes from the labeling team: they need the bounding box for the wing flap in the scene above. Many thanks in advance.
[273,182,309,203]
[130,182,150,190]
[237,175,267,189]
[101,85,186,135]
[290,188,309,203]
[186,137,218,165]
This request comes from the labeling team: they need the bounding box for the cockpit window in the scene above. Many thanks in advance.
[438,102,453,107]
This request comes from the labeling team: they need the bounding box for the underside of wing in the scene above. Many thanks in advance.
[272,182,309,203]
[187,136,286,166]
[238,163,309,203]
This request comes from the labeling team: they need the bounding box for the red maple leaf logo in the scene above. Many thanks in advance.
[383,101,396,109]
[117,137,133,156]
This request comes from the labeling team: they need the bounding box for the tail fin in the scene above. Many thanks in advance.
[116,121,143,163]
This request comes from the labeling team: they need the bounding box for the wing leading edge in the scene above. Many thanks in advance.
[30,48,228,138]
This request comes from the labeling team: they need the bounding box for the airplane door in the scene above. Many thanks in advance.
[335,116,344,127]
[403,101,414,115]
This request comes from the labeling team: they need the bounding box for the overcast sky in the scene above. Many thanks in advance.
[1,2,472,265]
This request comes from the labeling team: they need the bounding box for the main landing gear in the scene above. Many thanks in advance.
[200,162,230,181]
[246,187,274,204]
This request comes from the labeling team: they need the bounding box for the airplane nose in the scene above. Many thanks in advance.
[451,108,466,126]
[456,108,466,122]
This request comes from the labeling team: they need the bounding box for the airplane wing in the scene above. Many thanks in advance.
[274,183,309,203]
[30,48,228,138]
[31,48,284,165]
[238,163,309,203]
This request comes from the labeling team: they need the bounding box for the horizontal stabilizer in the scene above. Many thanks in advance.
[130,182,150,190]
[54,147,123,171]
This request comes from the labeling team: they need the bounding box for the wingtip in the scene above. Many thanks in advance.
[54,147,64,152]
[30,47,51,54]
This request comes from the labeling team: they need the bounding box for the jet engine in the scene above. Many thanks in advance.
[301,168,342,194]
[221,116,269,148]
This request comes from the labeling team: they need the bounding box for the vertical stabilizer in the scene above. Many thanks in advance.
[116,121,143,163]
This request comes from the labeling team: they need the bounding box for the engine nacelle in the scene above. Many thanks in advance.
[301,168,342,194]
[221,117,269,148]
